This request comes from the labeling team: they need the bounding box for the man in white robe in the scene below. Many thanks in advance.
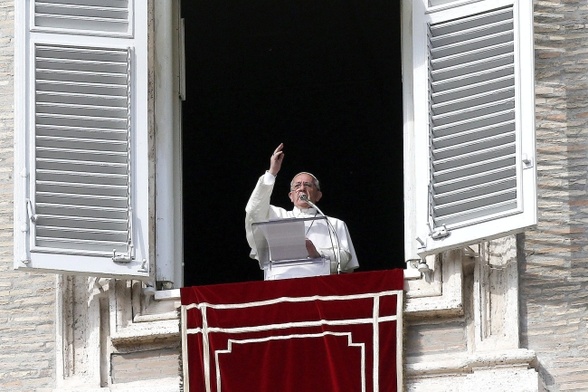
[246,143,359,278]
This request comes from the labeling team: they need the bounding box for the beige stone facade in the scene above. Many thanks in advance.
[0,0,587,391]
[0,2,56,390]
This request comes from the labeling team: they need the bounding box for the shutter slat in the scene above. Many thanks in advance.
[36,237,128,253]
[36,0,128,5]
[36,169,128,185]
[37,114,127,130]
[432,53,514,86]
[36,104,127,119]
[431,31,514,60]
[37,124,128,140]
[36,14,127,24]
[433,199,518,227]
[36,192,128,208]
[434,176,516,205]
[37,72,127,85]
[37,180,127,197]
[37,226,127,240]
[432,120,515,149]
[36,57,129,72]
[431,43,514,76]
[432,74,514,105]
[37,135,127,151]
[36,4,127,18]
[37,147,127,164]
[35,0,130,35]
[37,113,127,125]
[433,166,516,196]
[36,46,129,61]
[432,86,514,116]
[432,110,515,139]
[37,69,127,80]
[37,80,127,95]
[433,155,516,185]
[37,93,127,109]
[429,7,515,39]
[36,202,128,220]
[431,98,515,127]
[37,215,128,231]
[433,133,516,163]
[434,188,516,217]
[36,163,125,176]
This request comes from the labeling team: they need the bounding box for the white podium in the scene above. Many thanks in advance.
[251,217,331,280]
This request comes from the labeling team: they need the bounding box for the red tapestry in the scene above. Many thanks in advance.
[180,269,404,392]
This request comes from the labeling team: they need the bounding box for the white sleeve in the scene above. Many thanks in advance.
[245,174,275,259]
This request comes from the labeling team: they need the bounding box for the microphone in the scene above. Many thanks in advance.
[298,193,343,274]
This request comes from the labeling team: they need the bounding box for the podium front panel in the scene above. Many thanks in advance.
[263,257,330,280]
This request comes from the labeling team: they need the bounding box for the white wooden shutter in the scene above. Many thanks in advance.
[406,0,536,258]
[14,0,150,278]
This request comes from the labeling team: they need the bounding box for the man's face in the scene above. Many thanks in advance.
[289,173,322,208]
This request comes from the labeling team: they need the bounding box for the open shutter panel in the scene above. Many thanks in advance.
[414,0,536,257]
[429,7,517,229]
[15,0,150,278]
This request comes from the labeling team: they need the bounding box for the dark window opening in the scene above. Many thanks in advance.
[181,0,404,286]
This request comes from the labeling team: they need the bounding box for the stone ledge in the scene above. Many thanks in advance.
[406,348,537,377]
[110,319,180,347]
[53,376,181,392]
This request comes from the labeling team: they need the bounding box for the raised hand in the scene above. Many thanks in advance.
[269,143,285,176]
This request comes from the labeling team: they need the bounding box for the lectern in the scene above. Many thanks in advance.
[251,216,331,280]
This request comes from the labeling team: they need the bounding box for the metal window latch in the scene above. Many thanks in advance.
[112,249,133,264]
[522,153,534,168]
[138,259,148,273]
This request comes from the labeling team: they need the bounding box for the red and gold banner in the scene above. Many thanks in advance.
[181,269,404,392]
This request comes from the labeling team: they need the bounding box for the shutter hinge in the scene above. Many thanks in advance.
[430,224,450,240]
[416,225,451,251]
[26,199,38,223]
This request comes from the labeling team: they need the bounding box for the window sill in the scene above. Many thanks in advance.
[111,287,181,347]
[148,258,464,322]
[404,249,464,317]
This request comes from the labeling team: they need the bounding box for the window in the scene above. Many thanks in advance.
[14,0,536,285]
[180,0,404,285]
[403,0,536,260]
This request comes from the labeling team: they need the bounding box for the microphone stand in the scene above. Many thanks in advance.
[300,195,342,274]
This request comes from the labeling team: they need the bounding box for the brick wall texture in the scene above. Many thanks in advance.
[521,1,588,391]
[0,2,57,391]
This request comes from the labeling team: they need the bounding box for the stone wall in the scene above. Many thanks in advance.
[521,1,588,390]
[0,2,57,391]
